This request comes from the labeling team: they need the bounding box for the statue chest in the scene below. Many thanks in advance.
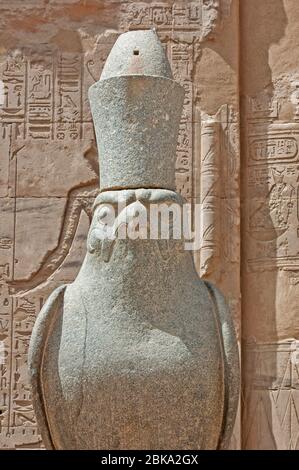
[42,289,224,449]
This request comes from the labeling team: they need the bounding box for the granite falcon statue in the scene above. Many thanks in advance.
[28,30,240,450]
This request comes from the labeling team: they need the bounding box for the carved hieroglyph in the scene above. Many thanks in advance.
[0,0,240,449]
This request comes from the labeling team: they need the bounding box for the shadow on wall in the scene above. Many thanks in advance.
[240,0,287,96]
[240,0,288,450]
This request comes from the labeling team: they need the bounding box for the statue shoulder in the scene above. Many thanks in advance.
[203,280,240,449]
[28,285,67,449]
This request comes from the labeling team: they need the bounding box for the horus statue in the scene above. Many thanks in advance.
[28,30,239,450]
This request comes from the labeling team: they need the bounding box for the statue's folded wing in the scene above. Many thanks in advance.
[204,281,240,450]
[28,285,67,449]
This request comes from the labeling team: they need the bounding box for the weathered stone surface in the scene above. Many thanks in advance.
[90,75,184,190]
[16,142,98,198]
[0,0,241,449]
[100,29,173,80]
[90,31,184,191]
[28,30,239,450]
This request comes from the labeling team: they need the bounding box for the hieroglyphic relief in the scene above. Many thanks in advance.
[55,54,83,141]
[0,284,43,448]
[0,0,236,449]
[245,85,299,272]
[171,42,197,200]
[243,341,299,450]
[121,1,232,40]
[0,51,83,142]
[0,50,26,141]
[27,54,54,141]
[243,76,299,449]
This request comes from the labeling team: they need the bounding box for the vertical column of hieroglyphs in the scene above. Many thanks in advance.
[241,0,299,450]
[120,0,241,448]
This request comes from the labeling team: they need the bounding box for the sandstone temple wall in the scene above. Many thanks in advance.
[0,0,297,449]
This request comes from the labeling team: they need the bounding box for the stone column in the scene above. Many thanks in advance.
[200,118,221,278]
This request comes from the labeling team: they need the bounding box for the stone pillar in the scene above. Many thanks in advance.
[200,118,221,278]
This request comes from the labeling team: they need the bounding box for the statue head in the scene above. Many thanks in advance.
[87,188,187,262]
[87,30,186,262]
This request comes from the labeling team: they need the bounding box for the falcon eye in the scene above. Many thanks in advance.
[98,207,109,220]
[133,50,139,56]
[97,204,116,225]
